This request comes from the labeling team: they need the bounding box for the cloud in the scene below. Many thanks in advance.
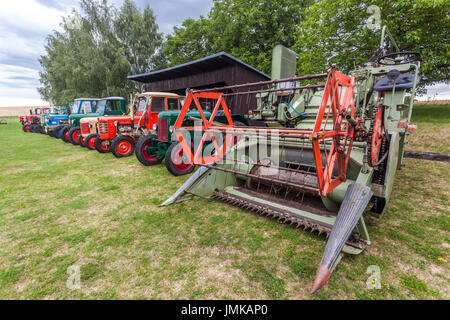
[0,0,214,106]
[134,0,213,34]
[0,0,446,107]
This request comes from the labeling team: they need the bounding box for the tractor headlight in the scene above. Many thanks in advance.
[169,125,174,133]
[153,123,158,131]
[114,121,118,126]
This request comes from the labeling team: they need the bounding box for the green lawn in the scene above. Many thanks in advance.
[0,107,448,299]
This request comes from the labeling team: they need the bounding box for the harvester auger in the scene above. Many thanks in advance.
[161,28,421,293]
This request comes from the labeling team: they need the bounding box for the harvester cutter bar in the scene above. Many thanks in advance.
[211,187,367,251]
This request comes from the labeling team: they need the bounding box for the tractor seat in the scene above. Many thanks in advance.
[374,73,420,91]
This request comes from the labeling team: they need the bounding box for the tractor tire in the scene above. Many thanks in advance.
[85,134,98,150]
[135,134,163,166]
[111,135,135,158]
[60,127,70,142]
[94,136,111,153]
[68,127,81,145]
[52,126,63,138]
[23,124,31,132]
[77,134,86,147]
[165,142,195,176]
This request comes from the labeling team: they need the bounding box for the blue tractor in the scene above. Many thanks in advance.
[50,99,99,139]
[44,104,71,137]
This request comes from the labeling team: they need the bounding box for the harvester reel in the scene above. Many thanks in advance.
[367,103,385,167]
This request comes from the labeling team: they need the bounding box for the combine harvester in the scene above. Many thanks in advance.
[162,27,421,293]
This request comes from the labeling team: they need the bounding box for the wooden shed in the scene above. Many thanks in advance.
[128,52,270,116]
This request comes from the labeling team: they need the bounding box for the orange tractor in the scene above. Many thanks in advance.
[94,92,182,157]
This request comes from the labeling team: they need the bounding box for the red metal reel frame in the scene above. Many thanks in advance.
[311,68,356,196]
[173,68,357,197]
[173,91,235,164]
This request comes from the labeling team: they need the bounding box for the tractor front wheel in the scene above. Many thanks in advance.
[85,134,98,150]
[22,124,31,132]
[111,135,135,158]
[135,134,163,166]
[68,127,81,145]
[60,127,70,142]
[77,135,86,147]
[165,142,194,176]
[94,136,111,153]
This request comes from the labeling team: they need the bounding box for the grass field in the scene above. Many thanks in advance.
[0,105,448,300]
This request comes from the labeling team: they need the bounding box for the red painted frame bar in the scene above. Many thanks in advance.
[173,68,356,196]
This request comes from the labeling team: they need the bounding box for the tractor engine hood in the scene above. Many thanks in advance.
[158,110,212,120]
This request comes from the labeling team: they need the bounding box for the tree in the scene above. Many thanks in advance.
[115,0,164,75]
[163,0,313,75]
[293,0,449,88]
[38,0,163,105]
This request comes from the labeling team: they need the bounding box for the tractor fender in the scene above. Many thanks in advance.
[117,132,137,143]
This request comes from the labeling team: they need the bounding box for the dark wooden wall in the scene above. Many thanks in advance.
[144,64,268,116]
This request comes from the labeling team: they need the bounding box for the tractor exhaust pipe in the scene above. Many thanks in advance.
[311,183,373,293]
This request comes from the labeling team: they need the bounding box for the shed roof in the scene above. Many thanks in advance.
[128,52,270,83]
[136,92,181,98]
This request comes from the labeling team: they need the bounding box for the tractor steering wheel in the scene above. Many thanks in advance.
[377,51,421,66]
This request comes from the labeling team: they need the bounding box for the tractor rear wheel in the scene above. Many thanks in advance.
[23,124,31,132]
[94,136,111,153]
[165,142,194,176]
[68,127,81,145]
[111,135,135,158]
[77,135,86,147]
[135,134,163,166]
[60,127,70,142]
[85,134,98,150]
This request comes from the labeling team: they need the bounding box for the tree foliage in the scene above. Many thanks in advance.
[163,0,313,74]
[164,0,448,89]
[38,0,163,105]
[293,0,449,87]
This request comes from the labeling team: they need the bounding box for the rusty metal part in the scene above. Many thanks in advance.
[192,73,328,94]
[222,84,325,97]
[201,163,320,194]
[367,103,384,167]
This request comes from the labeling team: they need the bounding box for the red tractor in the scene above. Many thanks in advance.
[95,92,182,157]
[21,107,51,132]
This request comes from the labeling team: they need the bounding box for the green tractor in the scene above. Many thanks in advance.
[161,27,421,293]
[61,97,127,145]
[135,108,248,176]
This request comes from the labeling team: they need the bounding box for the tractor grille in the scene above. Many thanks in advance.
[158,118,169,142]
[99,122,108,135]
[80,123,90,134]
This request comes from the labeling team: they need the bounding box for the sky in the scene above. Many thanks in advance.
[0,0,448,107]
[0,0,213,106]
